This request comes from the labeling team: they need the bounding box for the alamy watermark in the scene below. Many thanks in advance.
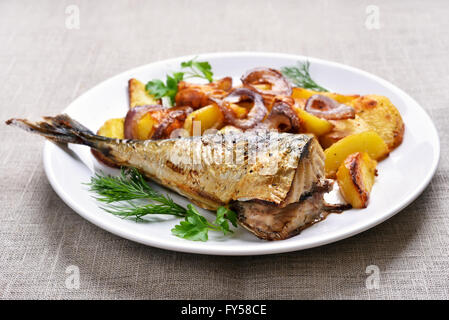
[365,5,381,30]
[65,5,80,30]
[365,264,380,289]
[65,265,80,290]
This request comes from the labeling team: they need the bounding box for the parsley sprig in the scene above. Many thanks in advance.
[180,59,213,83]
[86,168,237,241]
[281,61,328,92]
[171,205,237,241]
[145,72,184,105]
[145,58,214,104]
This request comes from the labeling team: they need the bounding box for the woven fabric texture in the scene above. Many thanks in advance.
[1,0,448,299]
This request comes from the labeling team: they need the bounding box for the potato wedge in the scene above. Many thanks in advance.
[93,118,125,167]
[183,104,224,135]
[128,78,159,109]
[292,105,333,136]
[135,112,156,139]
[324,131,388,178]
[336,152,377,208]
[97,118,125,139]
[352,95,404,150]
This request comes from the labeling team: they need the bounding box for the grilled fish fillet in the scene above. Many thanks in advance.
[6,114,347,240]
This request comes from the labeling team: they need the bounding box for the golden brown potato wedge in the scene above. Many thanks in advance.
[351,95,404,151]
[92,118,125,167]
[183,104,224,135]
[128,78,159,109]
[336,152,377,208]
[292,105,333,136]
[134,112,157,139]
[324,131,388,178]
[97,118,125,139]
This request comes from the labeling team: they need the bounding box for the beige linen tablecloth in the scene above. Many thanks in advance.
[1,0,448,299]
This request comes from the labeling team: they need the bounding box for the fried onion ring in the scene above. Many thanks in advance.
[213,88,267,130]
[305,94,355,120]
[241,67,292,96]
[262,101,301,133]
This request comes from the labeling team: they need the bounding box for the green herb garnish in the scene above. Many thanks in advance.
[281,61,328,92]
[86,168,236,241]
[180,58,213,83]
[145,72,184,105]
[145,58,214,105]
[171,204,237,241]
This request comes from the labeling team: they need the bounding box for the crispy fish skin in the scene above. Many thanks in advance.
[6,114,323,211]
[7,114,342,240]
[121,133,319,210]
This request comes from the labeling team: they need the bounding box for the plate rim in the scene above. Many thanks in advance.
[43,51,440,255]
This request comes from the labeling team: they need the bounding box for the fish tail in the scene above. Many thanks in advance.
[5,114,109,148]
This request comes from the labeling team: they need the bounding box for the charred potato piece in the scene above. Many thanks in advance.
[92,118,125,167]
[128,78,159,108]
[337,152,377,208]
[352,95,404,151]
[324,131,388,178]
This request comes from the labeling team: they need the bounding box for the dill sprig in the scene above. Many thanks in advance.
[281,61,328,92]
[86,167,187,218]
[87,167,185,213]
[86,167,237,241]
[102,202,186,221]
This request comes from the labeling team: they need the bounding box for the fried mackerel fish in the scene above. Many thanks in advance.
[6,114,348,240]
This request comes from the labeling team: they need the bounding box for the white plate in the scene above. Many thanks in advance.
[43,52,440,255]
